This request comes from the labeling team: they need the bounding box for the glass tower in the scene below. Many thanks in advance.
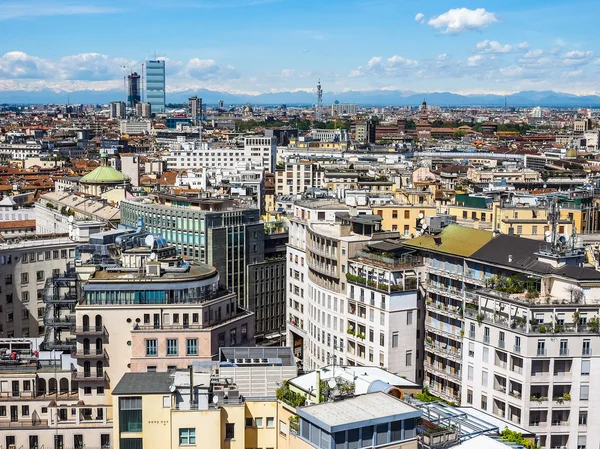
[145,60,166,113]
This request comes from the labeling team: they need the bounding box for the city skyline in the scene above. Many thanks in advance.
[0,0,599,97]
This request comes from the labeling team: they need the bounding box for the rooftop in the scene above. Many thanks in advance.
[403,224,494,257]
[80,165,129,184]
[298,392,421,432]
[112,372,173,395]
[87,262,217,283]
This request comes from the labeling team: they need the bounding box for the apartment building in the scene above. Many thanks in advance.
[0,238,77,338]
[275,160,323,196]
[0,338,112,449]
[403,224,600,449]
[374,205,438,236]
[70,227,254,408]
[285,199,423,382]
[244,136,277,173]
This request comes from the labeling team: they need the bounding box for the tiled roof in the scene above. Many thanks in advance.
[402,224,494,257]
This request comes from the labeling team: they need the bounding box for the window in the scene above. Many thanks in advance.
[241,324,248,341]
[580,384,589,400]
[407,311,413,325]
[119,397,142,432]
[392,332,399,348]
[186,339,198,356]
[266,417,275,428]
[380,332,385,346]
[0,406,5,416]
[578,435,587,449]
[179,428,196,445]
[146,339,158,356]
[36,271,44,282]
[469,342,474,357]
[97,387,104,395]
[467,389,473,405]
[230,328,237,346]
[404,210,410,219]
[582,340,591,356]
[481,395,487,410]
[5,274,12,284]
[225,423,235,440]
[482,347,489,362]
[167,339,178,356]
[22,405,29,416]
[21,272,28,284]
[280,420,288,436]
[245,417,253,427]
[84,387,92,395]
[579,411,588,426]
[468,365,474,380]
[255,417,263,428]
[29,435,38,449]
[22,291,29,302]
[74,435,83,449]
[482,370,488,387]
[405,351,412,367]
[581,360,590,376]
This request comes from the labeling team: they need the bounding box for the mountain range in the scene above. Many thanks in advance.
[1,88,600,107]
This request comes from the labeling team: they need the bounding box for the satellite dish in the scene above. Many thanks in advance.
[422,223,428,230]
[328,379,337,389]
[419,219,425,225]
[545,231,551,237]
[169,384,176,392]
[418,213,424,219]
[149,252,157,261]
[212,395,219,404]
[145,234,155,249]
[559,236,567,244]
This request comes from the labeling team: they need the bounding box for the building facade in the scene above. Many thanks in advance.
[145,60,166,114]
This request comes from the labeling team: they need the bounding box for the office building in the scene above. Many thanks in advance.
[145,60,166,114]
[120,194,265,302]
[110,101,126,120]
[120,119,151,135]
[244,136,277,173]
[331,103,357,115]
[403,224,600,449]
[188,96,203,122]
[135,102,152,118]
[127,72,141,109]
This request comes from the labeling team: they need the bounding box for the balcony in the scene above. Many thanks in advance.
[43,292,78,305]
[425,340,462,363]
[0,419,49,429]
[427,266,462,280]
[307,259,339,279]
[72,326,109,337]
[426,282,464,301]
[483,335,490,344]
[513,345,521,353]
[424,361,462,383]
[307,242,337,260]
[426,301,463,320]
[44,316,75,328]
[582,347,592,356]
[498,339,505,349]
[558,348,569,356]
[72,349,109,360]
[72,370,110,383]
[536,348,548,356]
[426,319,463,341]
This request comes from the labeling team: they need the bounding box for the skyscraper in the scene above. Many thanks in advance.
[127,72,141,109]
[145,59,166,113]
[188,96,202,123]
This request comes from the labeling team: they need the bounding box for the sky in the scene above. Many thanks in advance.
[0,0,599,96]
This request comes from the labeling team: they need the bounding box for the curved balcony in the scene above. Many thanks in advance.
[307,258,339,279]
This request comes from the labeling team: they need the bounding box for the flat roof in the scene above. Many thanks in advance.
[87,262,217,283]
[298,392,421,432]
[219,347,295,366]
[112,372,172,395]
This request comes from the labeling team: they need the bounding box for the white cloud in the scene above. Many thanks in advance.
[475,40,512,54]
[185,58,239,80]
[0,52,51,79]
[563,50,592,59]
[516,42,529,50]
[350,55,418,78]
[415,13,425,24]
[467,55,484,67]
[523,49,544,59]
[428,8,498,34]
[0,2,119,20]
[57,53,135,80]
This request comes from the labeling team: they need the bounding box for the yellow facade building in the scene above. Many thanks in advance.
[374,205,438,236]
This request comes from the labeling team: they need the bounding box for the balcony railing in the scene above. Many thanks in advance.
[0,419,49,428]
[514,345,521,353]
[498,340,505,349]
[425,341,462,362]
[72,349,109,360]
[307,259,339,279]
[559,348,569,356]
[72,326,109,336]
[72,371,110,383]
[44,316,75,328]
[537,348,548,356]
[424,361,462,383]
[582,348,592,356]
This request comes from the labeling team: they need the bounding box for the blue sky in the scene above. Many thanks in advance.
[0,0,599,95]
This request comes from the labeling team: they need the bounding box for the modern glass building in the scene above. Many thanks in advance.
[145,60,166,113]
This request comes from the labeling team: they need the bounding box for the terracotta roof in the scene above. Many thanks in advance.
[0,220,36,229]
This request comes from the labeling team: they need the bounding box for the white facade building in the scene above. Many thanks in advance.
[244,136,277,173]
[285,199,423,383]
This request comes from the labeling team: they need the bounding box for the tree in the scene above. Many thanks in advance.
[454,129,467,138]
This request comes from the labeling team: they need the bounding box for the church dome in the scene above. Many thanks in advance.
[80,165,129,184]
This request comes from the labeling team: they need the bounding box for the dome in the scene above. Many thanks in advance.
[80,165,130,184]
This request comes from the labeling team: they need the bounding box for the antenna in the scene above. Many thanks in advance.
[316,80,323,121]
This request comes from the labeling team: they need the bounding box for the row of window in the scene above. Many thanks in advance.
[0,249,71,266]
[3,434,109,449]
